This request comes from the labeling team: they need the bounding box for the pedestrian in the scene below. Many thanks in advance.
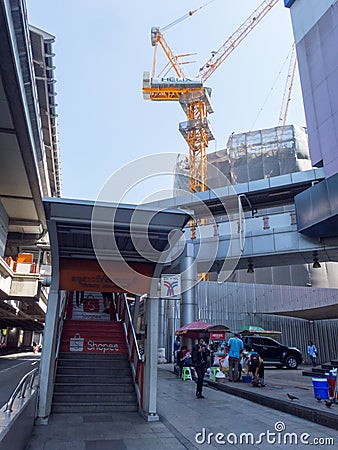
[173,336,180,363]
[192,337,209,398]
[101,292,113,314]
[246,351,265,387]
[176,345,189,378]
[307,340,318,367]
[32,342,39,354]
[227,332,244,382]
[75,291,84,307]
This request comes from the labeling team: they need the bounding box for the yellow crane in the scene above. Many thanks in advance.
[278,42,297,138]
[143,0,280,238]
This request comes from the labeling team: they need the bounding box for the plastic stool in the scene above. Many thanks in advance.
[211,367,220,381]
[182,367,192,381]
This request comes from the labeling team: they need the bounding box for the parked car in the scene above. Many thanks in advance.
[242,335,302,369]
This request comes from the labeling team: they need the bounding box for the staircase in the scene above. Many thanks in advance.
[52,294,138,413]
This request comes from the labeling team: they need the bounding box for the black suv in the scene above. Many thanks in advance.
[242,335,302,369]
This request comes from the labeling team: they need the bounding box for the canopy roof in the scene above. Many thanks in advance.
[176,321,229,338]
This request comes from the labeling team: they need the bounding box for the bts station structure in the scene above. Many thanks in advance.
[0,0,337,438]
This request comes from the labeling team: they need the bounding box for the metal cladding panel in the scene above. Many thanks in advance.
[196,281,338,364]
[295,173,338,238]
[292,1,338,176]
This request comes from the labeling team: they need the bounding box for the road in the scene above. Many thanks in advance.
[0,352,40,408]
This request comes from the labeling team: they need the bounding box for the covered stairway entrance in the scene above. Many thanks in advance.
[53,291,136,413]
[37,198,190,423]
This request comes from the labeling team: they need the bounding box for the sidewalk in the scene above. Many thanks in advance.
[25,365,337,450]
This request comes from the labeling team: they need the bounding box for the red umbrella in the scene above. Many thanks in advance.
[175,321,229,340]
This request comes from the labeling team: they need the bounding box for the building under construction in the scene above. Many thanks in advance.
[174,124,338,289]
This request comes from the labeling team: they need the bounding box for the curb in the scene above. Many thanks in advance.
[206,379,338,431]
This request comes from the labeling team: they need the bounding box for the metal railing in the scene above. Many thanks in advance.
[114,293,144,410]
[4,367,39,417]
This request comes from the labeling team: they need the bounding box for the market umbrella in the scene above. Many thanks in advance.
[175,321,229,340]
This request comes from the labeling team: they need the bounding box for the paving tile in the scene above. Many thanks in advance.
[42,439,85,450]
[24,365,338,450]
[85,440,127,450]
[83,414,113,423]
[124,437,186,450]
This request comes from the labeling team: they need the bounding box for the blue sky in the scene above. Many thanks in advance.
[26,0,305,203]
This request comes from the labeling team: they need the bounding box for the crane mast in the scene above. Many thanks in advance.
[143,0,280,238]
[278,43,297,137]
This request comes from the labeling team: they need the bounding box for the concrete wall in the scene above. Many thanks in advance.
[0,391,37,450]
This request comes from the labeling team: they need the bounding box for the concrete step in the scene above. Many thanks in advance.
[322,363,335,370]
[312,368,329,374]
[57,366,131,376]
[61,329,125,336]
[54,383,135,393]
[58,352,128,360]
[57,359,130,368]
[51,403,138,413]
[62,320,123,329]
[55,374,133,384]
[53,393,137,403]
[59,346,128,355]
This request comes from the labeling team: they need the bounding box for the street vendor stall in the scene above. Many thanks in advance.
[175,321,230,376]
[175,321,229,341]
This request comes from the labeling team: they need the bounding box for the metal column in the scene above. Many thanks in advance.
[141,296,159,421]
[181,242,197,326]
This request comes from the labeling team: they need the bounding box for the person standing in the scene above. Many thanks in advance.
[192,337,209,398]
[173,336,181,363]
[307,340,318,367]
[227,332,244,382]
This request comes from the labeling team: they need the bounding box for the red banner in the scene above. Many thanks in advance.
[210,332,225,341]
[59,258,154,293]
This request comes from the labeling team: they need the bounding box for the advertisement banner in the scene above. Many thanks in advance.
[210,332,226,341]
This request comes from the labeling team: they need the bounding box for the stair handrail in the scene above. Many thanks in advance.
[114,293,144,409]
[3,367,39,416]
[54,290,69,364]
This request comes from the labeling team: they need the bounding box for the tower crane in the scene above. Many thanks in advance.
[278,43,297,138]
[143,0,280,238]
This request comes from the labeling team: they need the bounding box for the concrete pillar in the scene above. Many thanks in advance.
[36,287,60,423]
[181,242,197,326]
[158,298,165,348]
[132,295,140,331]
[36,219,60,424]
[142,296,159,421]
